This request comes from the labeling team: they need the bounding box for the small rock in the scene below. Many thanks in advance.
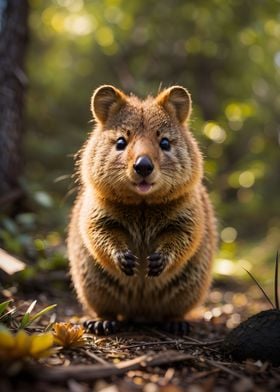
[222,309,280,365]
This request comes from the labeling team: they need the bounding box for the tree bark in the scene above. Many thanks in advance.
[0,0,29,210]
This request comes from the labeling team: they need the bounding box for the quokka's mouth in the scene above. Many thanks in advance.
[134,180,154,193]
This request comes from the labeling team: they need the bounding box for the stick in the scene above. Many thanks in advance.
[82,349,110,366]
[186,368,220,383]
[275,251,279,310]
[122,338,223,349]
[203,359,243,379]
[32,351,194,382]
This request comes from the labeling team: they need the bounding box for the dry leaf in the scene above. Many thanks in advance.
[0,248,26,274]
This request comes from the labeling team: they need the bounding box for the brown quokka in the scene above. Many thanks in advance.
[68,85,217,335]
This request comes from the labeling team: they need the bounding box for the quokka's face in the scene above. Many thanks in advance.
[81,85,203,204]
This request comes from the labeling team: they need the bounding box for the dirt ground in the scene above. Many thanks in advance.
[1,273,280,392]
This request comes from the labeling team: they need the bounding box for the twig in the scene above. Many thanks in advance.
[82,349,110,366]
[122,340,177,349]
[203,358,243,379]
[183,339,224,347]
[122,338,223,349]
[186,368,220,383]
[142,327,222,353]
[275,251,279,310]
[32,351,194,382]
[182,335,207,344]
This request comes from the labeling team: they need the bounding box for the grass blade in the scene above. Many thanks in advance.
[20,300,37,328]
[0,299,13,316]
[0,307,17,322]
[29,304,57,324]
[243,267,274,309]
[45,312,57,331]
[275,251,279,310]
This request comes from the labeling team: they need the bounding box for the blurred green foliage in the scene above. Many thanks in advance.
[6,0,280,281]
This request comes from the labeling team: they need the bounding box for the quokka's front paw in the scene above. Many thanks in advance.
[115,250,138,276]
[147,252,167,277]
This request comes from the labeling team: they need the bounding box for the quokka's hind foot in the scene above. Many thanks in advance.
[159,320,190,335]
[83,319,121,335]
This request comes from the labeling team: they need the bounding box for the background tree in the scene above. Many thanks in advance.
[0,0,29,210]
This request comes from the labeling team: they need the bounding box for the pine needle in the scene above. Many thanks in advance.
[243,267,274,309]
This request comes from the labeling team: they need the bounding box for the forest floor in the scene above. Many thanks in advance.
[1,271,280,392]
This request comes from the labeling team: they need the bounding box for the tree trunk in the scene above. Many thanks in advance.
[0,0,29,210]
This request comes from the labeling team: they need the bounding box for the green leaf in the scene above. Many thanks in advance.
[45,313,57,331]
[29,304,57,324]
[19,300,57,329]
[0,299,13,316]
[0,308,17,324]
[20,300,37,328]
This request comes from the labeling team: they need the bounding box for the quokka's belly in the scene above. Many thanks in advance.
[91,262,206,321]
[69,228,213,321]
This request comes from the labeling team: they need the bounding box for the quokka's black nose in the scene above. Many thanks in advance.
[133,155,154,177]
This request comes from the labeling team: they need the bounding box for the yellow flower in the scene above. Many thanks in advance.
[0,325,54,361]
[52,322,85,348]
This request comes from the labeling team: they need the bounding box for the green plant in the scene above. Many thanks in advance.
[243,251,279,309]
[0,299,57,330]
[19,300,57,329]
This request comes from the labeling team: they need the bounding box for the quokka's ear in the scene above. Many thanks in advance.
[91,85,127,123]
[156,86,192,123]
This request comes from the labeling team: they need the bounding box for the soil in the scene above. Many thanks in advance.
[1,273,280,392]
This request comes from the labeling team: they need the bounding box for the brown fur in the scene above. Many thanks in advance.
[68,85,217,322]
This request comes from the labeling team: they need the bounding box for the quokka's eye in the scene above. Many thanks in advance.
[116,137,127,151]
[159,137,171,151]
